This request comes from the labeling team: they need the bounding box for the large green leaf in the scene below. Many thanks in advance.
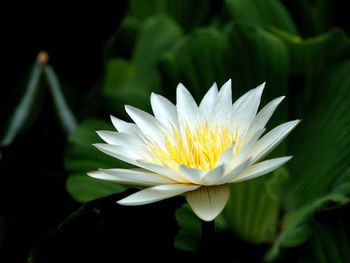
[102,15,182,115]
[270,28,350,77]
[161,23,289,132]
[126,0,219,32]
[284,60,350,209]
[175,204,202,252]
[225,0,298,35]
[266,169,350,261]
[220,167,289,244]
[266,60,350,261]
[160,0,222,32]
[289,210,350,263]
[65,119,131,202]
[281,0,335,37]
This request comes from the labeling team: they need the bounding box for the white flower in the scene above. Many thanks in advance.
[88,80,300,221]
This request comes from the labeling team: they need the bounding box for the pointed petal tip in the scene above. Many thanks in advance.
[86,171,98,178]
[222,79,232,89]
[110,114,116,121]
[95,130,103,137]
[256,82,266,92]
[177,82,186,90]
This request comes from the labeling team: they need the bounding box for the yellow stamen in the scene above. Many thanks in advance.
[147,122,240,171]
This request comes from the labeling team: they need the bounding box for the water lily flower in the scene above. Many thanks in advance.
[88,80,299,221]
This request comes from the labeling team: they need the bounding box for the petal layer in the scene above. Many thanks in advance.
[232,156,292,182]
[186,185,230,221]
[87,168,176,186]
[117,184,199,205]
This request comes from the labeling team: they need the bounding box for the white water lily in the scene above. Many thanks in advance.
[88,80,300,221]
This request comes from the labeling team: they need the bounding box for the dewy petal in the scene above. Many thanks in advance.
[110,115,141,135]
[199,82,218,117]
[245,96,285,141]
[186,185,230,221]
[87,168,176,186]
[125,105,168,149]
[231,82,265,135]
[232,156,292,183]
[176,83,200,131]
[150,92,179,131]
[248,119,301,163]
[117,184,199,206]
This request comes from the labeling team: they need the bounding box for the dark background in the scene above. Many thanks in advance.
[1,1,350,262]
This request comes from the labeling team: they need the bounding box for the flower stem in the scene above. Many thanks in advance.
[201,219,216,250]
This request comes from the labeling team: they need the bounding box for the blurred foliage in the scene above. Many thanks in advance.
[1,0,350,262]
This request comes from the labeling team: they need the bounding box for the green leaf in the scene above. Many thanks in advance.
[160,27,233,102]
[161,0,221,32]
[270,28,350,77]
[160,23,289,128]
[0,62,44,147]
[65,119,131,202]
[290,213,350,263]
[66,174,128,203]
[220,167,289,244]
[175,204,202,252]
[266,169,350,261]
[225,0,298,35]
[266,60,350,261]
[102,15,182,114]
[126,0,219,32]
[284,60,350,209]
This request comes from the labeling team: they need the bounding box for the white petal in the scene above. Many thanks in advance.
[94,143,142,166]
[150,93,179,131]
[87,168,176,186]
[96,131,148,156]
[110,115,141,135]
[125,105,168,149]
[179,165,205,184]
[231,83,265,135]
[199,82,218,117]
[209,79,232,125]
[201,164,227,185]
[248,120,300,163]
[176,83,200,131]
[186,185,230,221]
[220,158,251,184]
[245,96,285,140]
[232,156,292,182]
[229,128,265,169]
[117,184,199,206]
[216,145,234,167]
[136,160,186,183]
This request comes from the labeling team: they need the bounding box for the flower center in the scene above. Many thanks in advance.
[147,122,237,171]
